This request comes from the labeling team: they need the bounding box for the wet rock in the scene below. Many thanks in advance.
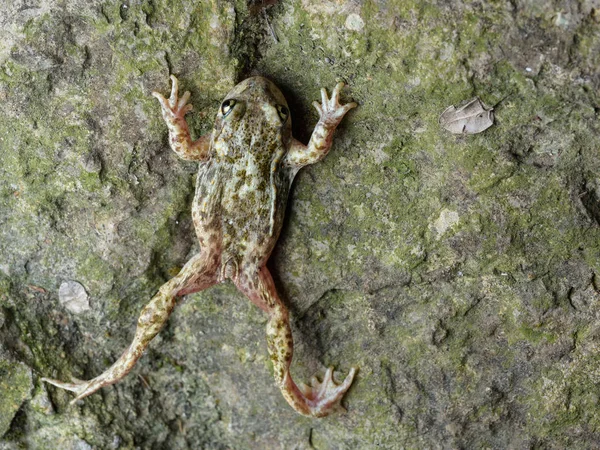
[0,359,32,437]
[1,0,600,448]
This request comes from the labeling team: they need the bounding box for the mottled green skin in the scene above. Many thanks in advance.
[195,77,293,275]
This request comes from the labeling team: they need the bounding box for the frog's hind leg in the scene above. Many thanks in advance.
[42,252,218,404]
[236,266,357,417]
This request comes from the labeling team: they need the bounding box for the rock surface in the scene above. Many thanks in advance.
[0,359,32,438]
[1,0,600,448]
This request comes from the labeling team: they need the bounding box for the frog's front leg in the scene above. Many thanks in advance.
[152,75,211,162]
[43,251,218,403]
[285,82,357,169]
[236,267,357,417]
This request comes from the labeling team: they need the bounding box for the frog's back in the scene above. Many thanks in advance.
[191,77,294,273]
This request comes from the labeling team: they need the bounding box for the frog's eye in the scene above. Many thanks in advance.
[221,99,236,117]
[277,104,289,122]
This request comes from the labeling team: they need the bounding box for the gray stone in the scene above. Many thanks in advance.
[58,281,90,314]
[0,0,600,448]
[0,359,32,437]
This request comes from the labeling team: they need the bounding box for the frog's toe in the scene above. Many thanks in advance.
[177,90,191,109]
[312,100,324,116]
[168,75,180,105]
[151,91,168,108]
[42,376,88,393]
[42,376,106,404]
[330,81,346,102]
[301,366,357,417]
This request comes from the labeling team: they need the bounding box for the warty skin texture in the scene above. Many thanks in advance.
[43,75,357,417]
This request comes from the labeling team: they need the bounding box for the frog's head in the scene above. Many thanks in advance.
[212,77,292,149]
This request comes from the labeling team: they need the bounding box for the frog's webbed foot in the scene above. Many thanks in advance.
[152,75,193,120]
[298,366,357,416]
[312,82,357,127]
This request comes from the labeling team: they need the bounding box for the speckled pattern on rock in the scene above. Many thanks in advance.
[1,0,600,449]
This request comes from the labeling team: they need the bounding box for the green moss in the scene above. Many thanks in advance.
[2,0,600,447]
[0,360,32,436]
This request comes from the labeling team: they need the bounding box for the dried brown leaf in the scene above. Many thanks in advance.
[439,97,494,135]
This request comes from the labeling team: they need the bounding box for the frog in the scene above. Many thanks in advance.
[43,75,357,417]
